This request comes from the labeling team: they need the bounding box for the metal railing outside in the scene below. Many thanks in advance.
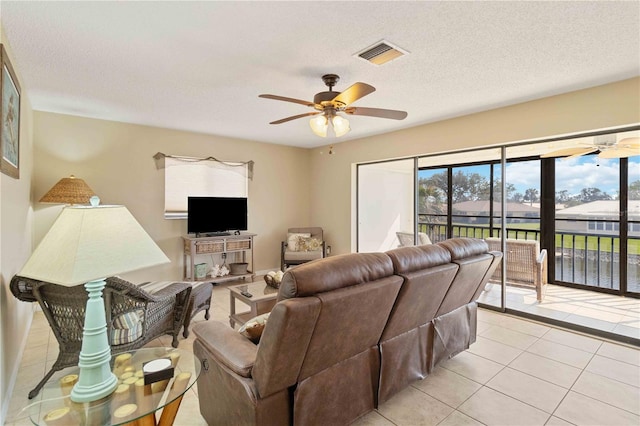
[417,222,640,293]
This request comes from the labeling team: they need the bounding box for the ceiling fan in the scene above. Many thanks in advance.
[259,74,407,138]
[541,135,640,159]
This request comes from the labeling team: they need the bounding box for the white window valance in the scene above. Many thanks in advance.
[154,152,253,219]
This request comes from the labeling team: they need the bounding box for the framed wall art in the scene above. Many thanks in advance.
[1,44,20,179]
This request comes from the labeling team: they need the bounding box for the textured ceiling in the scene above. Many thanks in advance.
[2,1,639,148]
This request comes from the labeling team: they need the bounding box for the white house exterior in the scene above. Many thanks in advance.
[556,200,640,235]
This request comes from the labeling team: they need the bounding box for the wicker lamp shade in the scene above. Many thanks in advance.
[39,175,96,205]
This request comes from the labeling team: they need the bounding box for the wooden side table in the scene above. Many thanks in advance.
[228,281,278,327]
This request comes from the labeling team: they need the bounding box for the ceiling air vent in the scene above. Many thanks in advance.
[355,40,408,66]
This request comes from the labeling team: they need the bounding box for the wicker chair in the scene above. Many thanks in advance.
[485,238,548,302]
[10,275,192,399]
[396,231,432,247]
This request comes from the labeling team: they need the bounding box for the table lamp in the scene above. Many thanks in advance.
[39,175,96,205]
[18,196,170,403]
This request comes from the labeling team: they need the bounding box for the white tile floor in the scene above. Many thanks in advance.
[5,280,640,426]
[478,282,640,341]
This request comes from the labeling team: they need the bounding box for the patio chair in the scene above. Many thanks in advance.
[485,238,548,302]
[396,231,432,247]
[10,275,192,398]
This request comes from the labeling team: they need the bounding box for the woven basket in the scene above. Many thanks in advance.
[264,275,281,289]
[229,263,248,275]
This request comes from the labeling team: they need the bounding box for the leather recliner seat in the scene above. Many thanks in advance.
[379,238,501,403]
[194,252,403,425]
[193,238,502,425]
[379,243,459,403]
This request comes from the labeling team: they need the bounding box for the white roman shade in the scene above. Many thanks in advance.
[156,154,251,219]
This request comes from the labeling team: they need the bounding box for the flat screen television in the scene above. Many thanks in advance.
[187,197,248,236]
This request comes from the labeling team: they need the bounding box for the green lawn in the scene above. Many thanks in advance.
[555,234,640,256]
[422,223,640,255]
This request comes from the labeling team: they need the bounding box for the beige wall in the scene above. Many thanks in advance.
[4,61,639,422]
[308,77,640,255]
[0,27,34,421]
[33,112,312,283]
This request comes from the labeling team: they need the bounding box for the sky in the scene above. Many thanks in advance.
[506,157,640,196]
[420,156,640,197]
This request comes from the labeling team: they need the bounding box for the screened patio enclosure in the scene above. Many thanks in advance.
[357,127,640,342]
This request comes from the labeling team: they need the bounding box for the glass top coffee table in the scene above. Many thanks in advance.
[20,347,199,426]
[228,281,278,327]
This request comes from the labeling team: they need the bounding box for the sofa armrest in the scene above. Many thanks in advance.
[193,322,258,378]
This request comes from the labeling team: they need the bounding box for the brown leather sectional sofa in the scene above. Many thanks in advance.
[193,238,502,425]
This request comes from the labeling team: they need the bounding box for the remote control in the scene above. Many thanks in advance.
[241,291,253,298]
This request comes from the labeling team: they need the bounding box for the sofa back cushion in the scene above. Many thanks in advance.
[253,297,321,397]
[383,245,458,339]
[298,275,403,380]
[435,238,500,315]
[287,227,323,242]
[255,252,402,397]
[277,252,394,300]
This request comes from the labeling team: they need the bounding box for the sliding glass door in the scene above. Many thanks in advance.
[554,156,621,290]
[355,127,639,343]
[356,131,639,295]
[629,161,640,295]
[357,159,415,252]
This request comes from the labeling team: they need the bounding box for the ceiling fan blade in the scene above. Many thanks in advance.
[259,94,315,108]
[332,82,375,106]
[565,148,598,159]
[345,106,408,120]
[269,112,320,125]
[618,137,640,150]
[598,147,640,159]
[540,147,597,158]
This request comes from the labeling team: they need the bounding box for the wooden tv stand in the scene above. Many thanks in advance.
[182,233,256,283]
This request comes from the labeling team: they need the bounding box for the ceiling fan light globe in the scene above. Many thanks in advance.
[332,115,351,137]
[310,115,328,137]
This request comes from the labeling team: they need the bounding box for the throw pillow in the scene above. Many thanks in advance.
[299,237,322,252]
[113,310,144,329]
[238,313,270,343]
[287,232,311,252]
[110,310,144,345]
